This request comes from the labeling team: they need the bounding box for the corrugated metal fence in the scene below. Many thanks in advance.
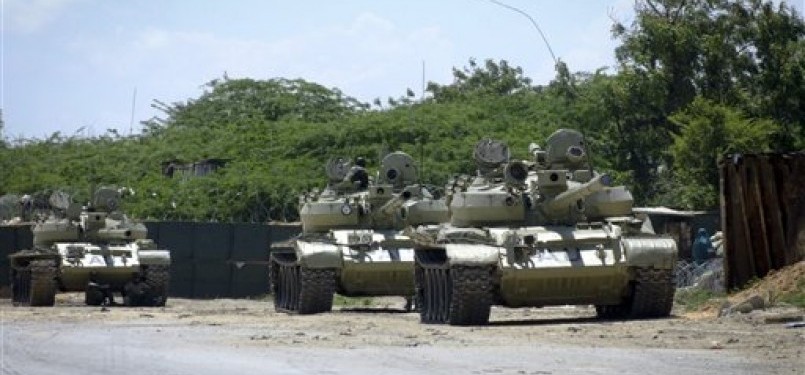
[719,153,805,289]
[0,224,33,295]
[0,222,301,299]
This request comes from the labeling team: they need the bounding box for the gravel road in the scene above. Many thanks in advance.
[1,295,802,375]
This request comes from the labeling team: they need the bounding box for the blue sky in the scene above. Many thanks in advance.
[2,0,801,139]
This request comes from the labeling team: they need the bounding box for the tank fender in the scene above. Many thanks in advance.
[622,237,677,269]
[138,250,172,265]
[445,244,499,266]
[296,241,342,268]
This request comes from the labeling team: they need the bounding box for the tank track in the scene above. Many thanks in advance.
[143,265,170,307]
[271,255,336,314]
[596,267,675,319]
[11,259,58,307]
[124,265,171,307]
[629,267,675,317]
[416,251,494,325]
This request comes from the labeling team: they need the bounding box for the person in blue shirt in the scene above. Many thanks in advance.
[692,228,714,264]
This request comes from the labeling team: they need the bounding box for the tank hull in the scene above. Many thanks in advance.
[414,224,677,325]
[9,241,171,307]
[498,265,629,307]
[338,245,414,297]
[60,268,141,291]
[274,230,416,300]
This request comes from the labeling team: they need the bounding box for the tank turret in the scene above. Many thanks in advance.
[450,130,636,227]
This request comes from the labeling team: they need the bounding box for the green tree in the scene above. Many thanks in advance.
[666,97,779,209]
[613,0,804,147]
[426,59,533,103]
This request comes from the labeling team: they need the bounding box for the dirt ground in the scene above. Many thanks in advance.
[2,291,803,374]
[2,262,804,374]
[728,261,805,303]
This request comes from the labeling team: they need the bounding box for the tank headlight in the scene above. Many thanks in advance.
[340,204,353,215]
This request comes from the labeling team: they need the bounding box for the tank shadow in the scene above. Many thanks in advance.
[488,314,680,327]
[488,316,602,327]
[335,307,413,314]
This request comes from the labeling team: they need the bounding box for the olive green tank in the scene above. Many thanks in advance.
[8,187,171,307]
[409,129,677,325]
[270,152,448,314]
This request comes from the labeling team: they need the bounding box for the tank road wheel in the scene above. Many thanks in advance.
[11,259,57,307]
[596,267,675,320]
[415,253,436,323]
[416,250,493,326]
[271,254,336,314]
[416,264,444,323]
[271,254,292,311]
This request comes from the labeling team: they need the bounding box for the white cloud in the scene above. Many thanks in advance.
[68,11,455,102]
[346,12,395,35]
[3,0,81,34]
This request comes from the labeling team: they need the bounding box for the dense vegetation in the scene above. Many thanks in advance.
[1,0,802,222]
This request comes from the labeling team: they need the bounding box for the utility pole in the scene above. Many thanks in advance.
[129,88,137,135]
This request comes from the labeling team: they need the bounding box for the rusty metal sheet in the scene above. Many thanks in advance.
[720,153,805,289]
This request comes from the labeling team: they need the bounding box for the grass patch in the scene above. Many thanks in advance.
[332,295,375,307]
[674,288,726,312]
[775,278,805,308]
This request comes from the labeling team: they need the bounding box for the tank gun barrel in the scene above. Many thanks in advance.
[87,227,147,242]
[376,190,413,217]
[94,228,135,240]
[543,173,611,212]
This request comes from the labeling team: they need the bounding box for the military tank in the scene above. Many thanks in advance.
[270,152,448,314]
[8,187,171,307]
[409,129,677,325]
